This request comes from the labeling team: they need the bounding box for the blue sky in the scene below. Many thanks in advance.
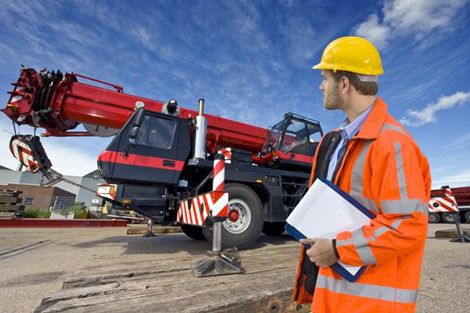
[0,0,469,188]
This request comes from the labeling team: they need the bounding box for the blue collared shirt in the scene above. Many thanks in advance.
[326,104,375,180]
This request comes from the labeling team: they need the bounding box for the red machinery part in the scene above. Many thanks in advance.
[431,186,470,207]
[2,68,268,154]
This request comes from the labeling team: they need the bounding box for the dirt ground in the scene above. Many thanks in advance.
[0,224,468,313]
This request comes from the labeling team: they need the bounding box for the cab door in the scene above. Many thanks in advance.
[99,110,190,185]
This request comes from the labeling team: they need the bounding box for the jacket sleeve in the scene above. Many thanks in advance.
[335,137,431,266]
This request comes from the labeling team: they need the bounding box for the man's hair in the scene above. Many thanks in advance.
[331,70,378,96]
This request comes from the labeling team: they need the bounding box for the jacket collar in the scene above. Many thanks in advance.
[354,97,387,140]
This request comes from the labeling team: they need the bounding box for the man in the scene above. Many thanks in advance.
[292,36,431,313]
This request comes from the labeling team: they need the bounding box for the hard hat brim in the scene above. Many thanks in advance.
[312,63,324,70]
[312,62,383,75]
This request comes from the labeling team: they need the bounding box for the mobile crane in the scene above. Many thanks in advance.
[2,67,323,248]
[429,186,470,224]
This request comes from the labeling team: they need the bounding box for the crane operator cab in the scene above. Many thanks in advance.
[98,107,192,187]
[97,107,192,222]
[256,113,323,171]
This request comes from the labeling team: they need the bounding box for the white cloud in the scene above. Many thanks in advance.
[432,168,470,188]
[400,91,470,126]
[0,118,103,176]
[445,132,470,151]
[354,0,468,49]
[39,140,100,176]
[354,14,392,50]
[280,15,318,64]
[133,27,153,46]
[0,128,19,171]
[383,0,466,35]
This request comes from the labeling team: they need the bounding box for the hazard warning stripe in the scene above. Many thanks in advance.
[428,196,459,213]
[193,199,202,225]
[177,191,228,226]
[443,191,458,207]
[219,147,232,164]
[10,138,40,173]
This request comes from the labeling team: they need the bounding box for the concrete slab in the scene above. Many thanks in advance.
[0,224,468,313]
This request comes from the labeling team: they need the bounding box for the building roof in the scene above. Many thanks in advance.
[83,169,100,179]
[5,183,76,197]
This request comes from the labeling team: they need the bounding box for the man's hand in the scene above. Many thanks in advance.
[299,238,338,267]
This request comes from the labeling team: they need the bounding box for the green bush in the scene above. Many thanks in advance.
[23,209,51,218]
[64,202,88,219]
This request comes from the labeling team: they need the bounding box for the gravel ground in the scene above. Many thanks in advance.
[418,225,470,313]
[0,224,468,313]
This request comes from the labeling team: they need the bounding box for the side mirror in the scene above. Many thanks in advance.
[129,125,140,140]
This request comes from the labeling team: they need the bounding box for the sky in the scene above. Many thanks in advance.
[0,0,469,189]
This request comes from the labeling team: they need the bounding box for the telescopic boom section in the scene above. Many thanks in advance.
[2,68,268,154]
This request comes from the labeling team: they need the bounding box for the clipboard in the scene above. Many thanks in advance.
[285,178,376,282]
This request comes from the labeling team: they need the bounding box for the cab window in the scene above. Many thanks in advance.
[280,119,308,153]
[135,115,177,150]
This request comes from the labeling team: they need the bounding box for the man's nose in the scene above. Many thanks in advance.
[319,82,324,91]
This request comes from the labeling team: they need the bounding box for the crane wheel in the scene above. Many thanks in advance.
[464,211,470,223]
[203,183,263,249]
[441,213,456,223]
[427,213,441,224]
[262,222,286,236]
[181,224,206,240]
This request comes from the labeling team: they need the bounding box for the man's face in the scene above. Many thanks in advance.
[319,70,343,110]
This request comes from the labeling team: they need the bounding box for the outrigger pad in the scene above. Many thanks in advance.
[193,248,245,277]
[450,234,470,243]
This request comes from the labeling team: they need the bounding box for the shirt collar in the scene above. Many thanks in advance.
[339,101,376,140]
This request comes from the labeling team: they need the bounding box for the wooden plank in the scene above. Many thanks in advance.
[35,242,303,313]
[435,228,470,238]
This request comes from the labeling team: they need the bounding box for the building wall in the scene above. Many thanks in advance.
[78,176,103,207]
[0,183,75,211]
[18,172,43,185]
[0,170,21,184]
[0,169,103,208]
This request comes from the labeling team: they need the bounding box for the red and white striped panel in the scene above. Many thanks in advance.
[9,137,40,173]
[429,188,459,213]
[177,191,229,226]
[219,148,232,164]
[213,158,225,192]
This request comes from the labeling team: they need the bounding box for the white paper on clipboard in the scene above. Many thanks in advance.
[285,178,375,279]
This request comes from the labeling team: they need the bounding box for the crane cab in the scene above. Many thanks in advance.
[98,108,191,186]
[254,113,323,170]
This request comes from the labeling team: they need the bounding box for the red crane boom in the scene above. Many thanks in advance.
[2,68,268,154]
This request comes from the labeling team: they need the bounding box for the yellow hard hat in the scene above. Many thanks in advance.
[313,36,384,75]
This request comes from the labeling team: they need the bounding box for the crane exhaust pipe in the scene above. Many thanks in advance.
[194,98,207,159]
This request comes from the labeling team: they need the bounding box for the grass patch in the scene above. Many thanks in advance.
[23,209,51,218]
[63,202,88,219]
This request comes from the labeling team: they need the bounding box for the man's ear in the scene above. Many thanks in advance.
[341,76,350,94]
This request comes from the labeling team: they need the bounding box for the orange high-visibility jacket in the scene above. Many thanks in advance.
[293,98,431,313]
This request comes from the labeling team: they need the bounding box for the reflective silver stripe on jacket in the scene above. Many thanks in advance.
[337,215,412,248]
[316,274,418,304]
[380,123,408,136]
[349,141,376,211]
[350,131,427,216]
[380,142,428,215]
[338,127,427,262]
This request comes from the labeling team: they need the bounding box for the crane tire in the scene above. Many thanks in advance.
[441,213,456,223]
[181,224,206,240]
[427,212,441,224]
[262,222,286,236]
[203,183,263,249]
[465,211,470,223]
